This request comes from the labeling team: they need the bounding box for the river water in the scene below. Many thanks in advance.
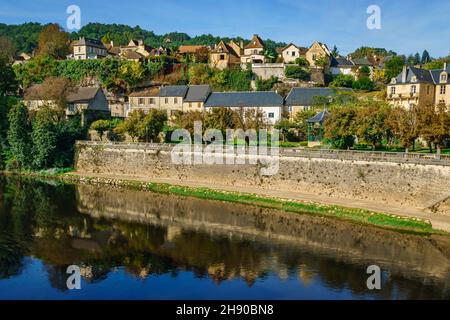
[0,175,449,300]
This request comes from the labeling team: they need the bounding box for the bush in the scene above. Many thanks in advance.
[352,77,375,91]
[90,119,111,140]
[285,65,310,80]
[256,76,278,91]
[329,74,354,88]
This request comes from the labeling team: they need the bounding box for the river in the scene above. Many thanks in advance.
[0,175,449,300]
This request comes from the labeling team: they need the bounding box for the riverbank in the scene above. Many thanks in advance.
[3,170,448,235]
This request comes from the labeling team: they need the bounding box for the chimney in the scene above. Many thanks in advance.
[110,40,114,47]
[402,65,407,83]
[240,40,244,49]
[444,62,447,71]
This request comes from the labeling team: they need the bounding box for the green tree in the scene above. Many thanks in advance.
[355,102,391,149]
[384,55,405,81]
[90,119,111,141]
[255,76,278,91]
[0,54,18,95]
[138,109,167,142]
[385,106,419,150]
[294,56,309,67]
[421,50,431,64]
[205,107,236,134]
[7,102,32,169]
[0,36,17,60]
[188,64,212,85]
[115,110,146,141]
[31,107,57,169]
[324,105,357,149]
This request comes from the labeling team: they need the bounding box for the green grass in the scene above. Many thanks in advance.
[140,181,434,235]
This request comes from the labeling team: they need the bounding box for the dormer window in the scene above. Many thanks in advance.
[391,78,397,84]
[411,76,417,83]
[441,73,448,83]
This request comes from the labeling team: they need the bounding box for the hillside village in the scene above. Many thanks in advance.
[2,22,450,173]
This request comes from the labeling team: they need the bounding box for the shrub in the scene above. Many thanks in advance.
[285,65,310,80]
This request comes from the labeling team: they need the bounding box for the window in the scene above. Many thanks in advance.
[138,98,145,105]
[441,74,447,82]
[174,98,178,104]
[288,106,292,112]
[441,85,446,95]
[427,86,430,95]
[197,102,201,108]
[268,112,275,118]
[165,98,169,104]
[410,85,416,94]
[390,87,396,95]
[220,54,225,60]
[149,98,155,104]
[291,51,295,57]
[189,102,192,108]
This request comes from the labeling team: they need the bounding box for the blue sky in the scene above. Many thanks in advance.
[1,0,449,57]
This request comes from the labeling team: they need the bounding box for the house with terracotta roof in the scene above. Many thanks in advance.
[240,35,267,65]
[210,40,242,70]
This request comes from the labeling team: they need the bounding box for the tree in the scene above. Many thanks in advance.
[114,110,145,141]
[421,50,431,64]
[7,102,32,169]
[384,55,405,81]
[31,107,57,169]
[0,36,17,60]
[194,47,210,63]
[294,56,309,67]
[205,107,236,134]
[331,45,339,57]
[285,65,310,80]
[416,104,450,151]
[329,74,354,88]
[37,24,69,59]
[174,111,206,136]
[355,102,390,149]
[0,54,18,96]
[138,109,167,142]
[372,69,388,84]
[13,54,58,89]
[314,56,329,69]
[324,105,357,149]
[188,64,211,85]
[386,106,419,150]
[90,119,111,141]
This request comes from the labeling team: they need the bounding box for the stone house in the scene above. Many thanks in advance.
[72,37,107,60]
[210,40,242,70]
[159,85,189,118]
[285,87,352,120]
[241,35,267,65]
[24,86,110,125]
[128,87,161,116]
[386,65,449,109]
[330,57,358,77]
[182,85,212,112]
[305,41,331,68]
[204,91,284,125]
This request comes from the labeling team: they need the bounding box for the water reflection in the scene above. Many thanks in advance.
[0,175,450,299]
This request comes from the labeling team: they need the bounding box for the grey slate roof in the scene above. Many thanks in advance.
[184,85,211,102]
[73,37,105,49]
[204,92,284,108]
[285,87,353,106]
[330,57,355,68]
[308,110,330,123]
[394,66,448,84]
[159,85,189,97]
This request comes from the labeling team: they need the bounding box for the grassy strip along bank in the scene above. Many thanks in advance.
[55,173,437,235]
[1,170,438,235]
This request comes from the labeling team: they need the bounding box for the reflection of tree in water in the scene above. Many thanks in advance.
[1,175,450,299]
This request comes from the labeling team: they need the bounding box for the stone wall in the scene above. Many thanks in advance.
[75,142,450,213]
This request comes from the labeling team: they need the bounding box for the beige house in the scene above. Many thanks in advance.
[182,85,211,112]
[210,41,242,70]
[122,39,152,58]
[305,41,331,68]
[386,65,450,109]
[241,34,266,65]
[72,37,107,60]
[128,87,161,115]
